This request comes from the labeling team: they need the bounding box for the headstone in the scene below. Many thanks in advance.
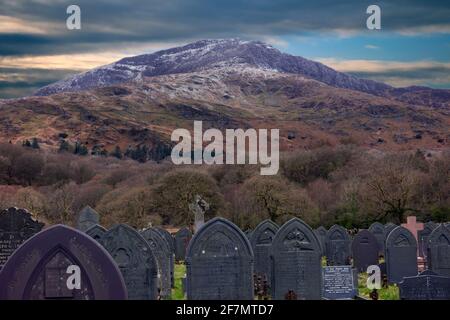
[100,224,158,300]
[322,266,358,300]
[385,226,418,283]
[85,224,107,241]
[427,225,450,277]
[174,227,192,262]
[245,229,253,239]
[271,218,322,300]
[249,220,279,293]
[399,270,450,300]
[77,206,100,232]
[140,227,172,299]
[351,230,379,272]
[185,217,254,300]
[155,227,175,288]
[189,195,209,233]
[0,207,44,269]
[314,226,327,256]
[401,216,424,242]
[368,222,385,256]
[418,222,438,258]
[0,224,127,300]
[325,225,351,266]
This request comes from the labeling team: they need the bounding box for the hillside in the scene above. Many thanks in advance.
[0,39,448,157]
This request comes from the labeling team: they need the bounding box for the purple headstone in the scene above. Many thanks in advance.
[0,224,127,300]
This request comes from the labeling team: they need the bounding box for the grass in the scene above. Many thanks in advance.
[358,273,400,300]
[171,263,187,300]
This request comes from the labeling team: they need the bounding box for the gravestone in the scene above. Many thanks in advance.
[100,224,158,300]
[369,222,385,256]
[418,222,438,258]
[0,224,127,299]
[0,207,44,269]
[174,227,192,262]
[271,218,322,300]
[141,227,172,299]
[77,206,100,232]
[325,225,351,266]
[351,230,379,272]
[249,220,279,293]
[155,227,175,288]
[399,270,450,300]
[245,229,253,239]
[189,195,209,233]
[427,225,450,277]
[185,217,254,300]
[322,266,358,300]
[85,224,107,241]
[401,216,423,242]
[314,226,327,256]
[385,226,418,283]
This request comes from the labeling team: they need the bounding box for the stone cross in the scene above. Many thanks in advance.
[401,216,424,241]
[189,195,209,233]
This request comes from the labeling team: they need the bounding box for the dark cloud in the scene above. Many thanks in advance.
[0,67,76,98]
[0,0,449,56]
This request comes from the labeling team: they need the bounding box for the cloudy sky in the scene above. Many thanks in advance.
[0,0,449,98]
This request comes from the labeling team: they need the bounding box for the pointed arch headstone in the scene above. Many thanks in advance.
[427,225,450,277]
[271,218,322,300]
[249,220,279,289]
[385,226,418,283]
[0,225,127,300]
[351,229,379,272]
[140,227,172,299]
[100,224,158,300]
[325,225,351,266]
[185,217,254,300]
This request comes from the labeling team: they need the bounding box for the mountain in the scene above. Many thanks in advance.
[37,39,393,96]
[1,39,449,157]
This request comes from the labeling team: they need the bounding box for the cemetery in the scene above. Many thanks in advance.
[0,204,450,300]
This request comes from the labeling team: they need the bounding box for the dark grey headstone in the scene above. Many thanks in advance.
[399,270,450,300]
[385,226,418,284]
[314,226,327,256]
[0,225,127,300]
[249,220,279,292]
[186,217,254,300]
[245,229,253,239]
[271,218,322,300]
[427,224,450,277]
[100,224,158,300]
[174,227,191,262]
[325,225,351,266]
[141,227,172,299]
[369,222,385,256]
[155,227,175,288]
[351,230,379,272]
[85,224,107,241]
[418,222,437,258]
[322,266,358,300]
[0,207,44,269]
[77,206,100,232]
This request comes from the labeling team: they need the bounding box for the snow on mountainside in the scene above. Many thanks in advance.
[35,39,392,96]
